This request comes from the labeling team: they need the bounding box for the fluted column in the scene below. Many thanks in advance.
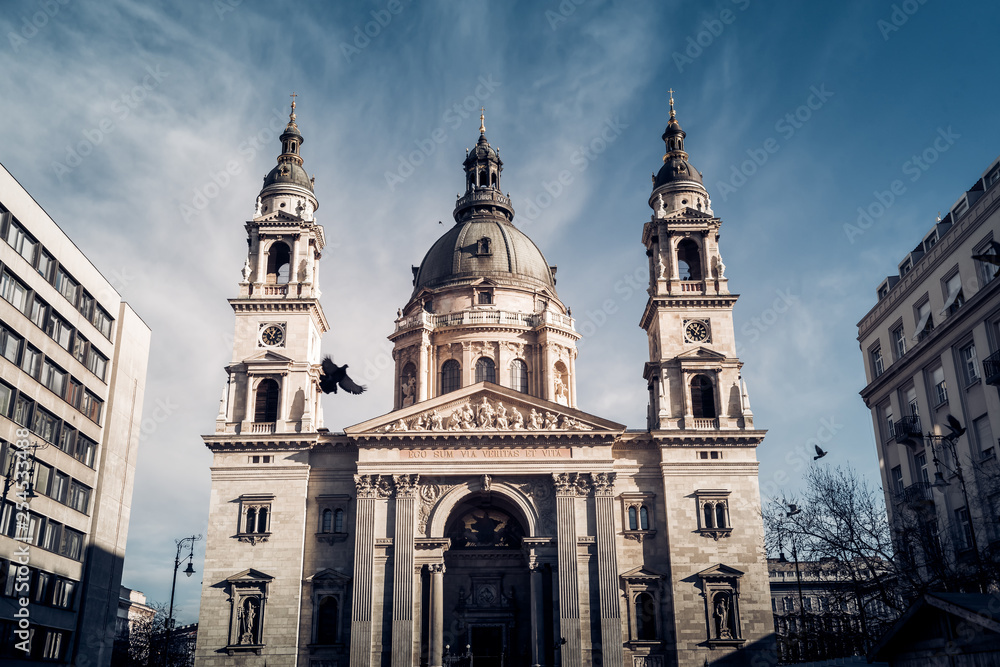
[593,472,624,667]
[553,473,582,667]
[428,563,445,667]
[391,474,419,667]
[350,475,389,667]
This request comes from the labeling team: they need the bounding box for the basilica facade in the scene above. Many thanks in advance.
[193,99,774,667]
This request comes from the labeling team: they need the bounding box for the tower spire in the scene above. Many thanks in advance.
[289,92,298,125]
[668,88,675,120]
[479,107,486,135]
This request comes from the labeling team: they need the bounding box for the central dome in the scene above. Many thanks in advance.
[412,217,555,293]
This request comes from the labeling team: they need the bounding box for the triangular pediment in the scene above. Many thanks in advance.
[254,210,304,223]
[661,207,715,221]
[242,350,294,364]
[697,563,744,579]
[227,568,273,583]
[306,568,351,584]
[345,382,625,436]
[676,347,727,360]
[621,566,665,582]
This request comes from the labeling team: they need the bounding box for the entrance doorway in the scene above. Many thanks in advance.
[469,625,505,667]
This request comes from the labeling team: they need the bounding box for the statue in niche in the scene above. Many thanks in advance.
[714,593,733,639]
[401,374,416,407]
[239,597,258,644]
[241,257,252,282]
[510,406,524,429]
[657,253,666,280]
[554,373,569,406]
[715,250,726,279]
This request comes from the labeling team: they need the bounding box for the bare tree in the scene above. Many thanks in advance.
[112,602,195,667]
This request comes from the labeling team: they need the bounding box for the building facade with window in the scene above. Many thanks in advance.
[0,164,150,665]
[858,155,1000,589]
[195,101,773,667]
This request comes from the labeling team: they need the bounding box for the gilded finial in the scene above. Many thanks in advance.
[479,107,486,135]
[289,92,298,123]
[668,88,675,120]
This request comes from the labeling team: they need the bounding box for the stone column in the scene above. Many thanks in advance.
[350,475,388,667]
[391,475,419,667]
[542,343,554,402]
[529,562,545,667]
[592,473,624,667]
[428,563,445,667]
[553,473,582,667]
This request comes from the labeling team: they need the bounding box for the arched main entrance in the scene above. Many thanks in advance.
[438,496,532,667]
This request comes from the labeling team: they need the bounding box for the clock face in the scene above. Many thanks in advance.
[685,320,710,343]
[260,324,285,347]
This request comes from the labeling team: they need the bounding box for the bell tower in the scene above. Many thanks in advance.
[216,98,330,436]
[641,93,753,431]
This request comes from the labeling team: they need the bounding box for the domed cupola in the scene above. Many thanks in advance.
[389,113,579,411]
[256,96,318,221]
[649,91,712,217]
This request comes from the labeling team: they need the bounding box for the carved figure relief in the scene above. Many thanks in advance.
[376,396,592,432]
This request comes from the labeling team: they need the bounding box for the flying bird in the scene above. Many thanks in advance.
[813,445,828,460]
[319,357,366,395]
[786,504,802,517]
[972,240,1000,276]
[945,414,966,439]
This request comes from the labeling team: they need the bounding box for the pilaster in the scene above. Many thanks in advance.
[350,474,391,667]
[390,474,419,667]
[593,472,624,667]
[553,472,583,667]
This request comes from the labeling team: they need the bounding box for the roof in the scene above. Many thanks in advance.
[869,592,1000,661]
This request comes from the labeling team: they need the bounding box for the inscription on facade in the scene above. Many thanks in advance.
[400,447,571,460]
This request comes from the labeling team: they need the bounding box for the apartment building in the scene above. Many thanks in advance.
[0,163,150,666]
[858,155,1000,589]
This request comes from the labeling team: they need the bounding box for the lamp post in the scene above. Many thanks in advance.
[928,431,986,592]
[165,535,201,667]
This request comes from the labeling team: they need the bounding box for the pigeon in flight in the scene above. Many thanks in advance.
[944,414,966,439]
[786,504,802,517]
[813,445,828,460]
[973,241,1000,277]
[319,357,366,395]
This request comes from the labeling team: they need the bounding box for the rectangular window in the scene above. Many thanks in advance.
[30,406,59,443]
[65,379,82,408]
[86,348,107,381]
[0,324,21,364]
[29,296,48,329]
[57,426,76,455]
[68,481,91,514]
[0,270,28,312]
[53,267,79,306]
[942,273,964,316]
[81,391,102,423]
[914,451,929,485]
[0,382,11,418]
[60,528,84,560]
[956,507,973,550]
[914,301,933,341]
[72,334,88,365]
[42,629,66,660]
[20,345,40,378]
[882,404,894,441]
[33,461,51,497]
[961,343,980,385]
[36,249,54,282]
[905,386,919,417]
[41,520,61,553]
[33,571,51,604]
[77,291,94,320]
[893,326,907,360]
[974,415,995,460]
[45,314,73,350]
[74,434,96,467]
[891,465,904,495]
[4,219,37,265]
[50,471,68,504]
[92,306,113,339]
[41,359,67,397]
[52,579,75,609]
[870,345,884,378]
[931,366,947,406]
[13,395,33,427]
[977,239,998,287]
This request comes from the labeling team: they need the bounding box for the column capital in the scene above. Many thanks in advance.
[355,474,394,499]
[427,563,446,574]
[591,472,616,496]
[393,473,420,498]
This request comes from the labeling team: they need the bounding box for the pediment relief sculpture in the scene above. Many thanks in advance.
[374,395,593,433]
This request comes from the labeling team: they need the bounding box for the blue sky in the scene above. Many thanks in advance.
[1,0,999,623]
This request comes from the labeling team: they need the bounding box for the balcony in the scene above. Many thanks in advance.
[393,309,575,334]
[893,416,922,442]
[899,482,934,508]
[690,417,719,429]
[983,350,1000,386]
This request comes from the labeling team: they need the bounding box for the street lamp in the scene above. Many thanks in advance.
[165,534,202,667]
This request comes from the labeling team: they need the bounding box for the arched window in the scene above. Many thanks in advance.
[716,503,728,529]
[628,506,638,531]
[677,239,701,280]
[640,506,649,530]
[478,169,488,188]
[254,379,280,422]
[691,374,716,419]
[245,507,257,533]
[256,507,268,533]
[321,509,332,533]
[316,596,339,644]
[635,592,657,640]
[510,359,528,393]
[704,503,715,529]
[334,509,344,533]
[441,360,461,394]
[475,357,496,384]
[266,242,291,284]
